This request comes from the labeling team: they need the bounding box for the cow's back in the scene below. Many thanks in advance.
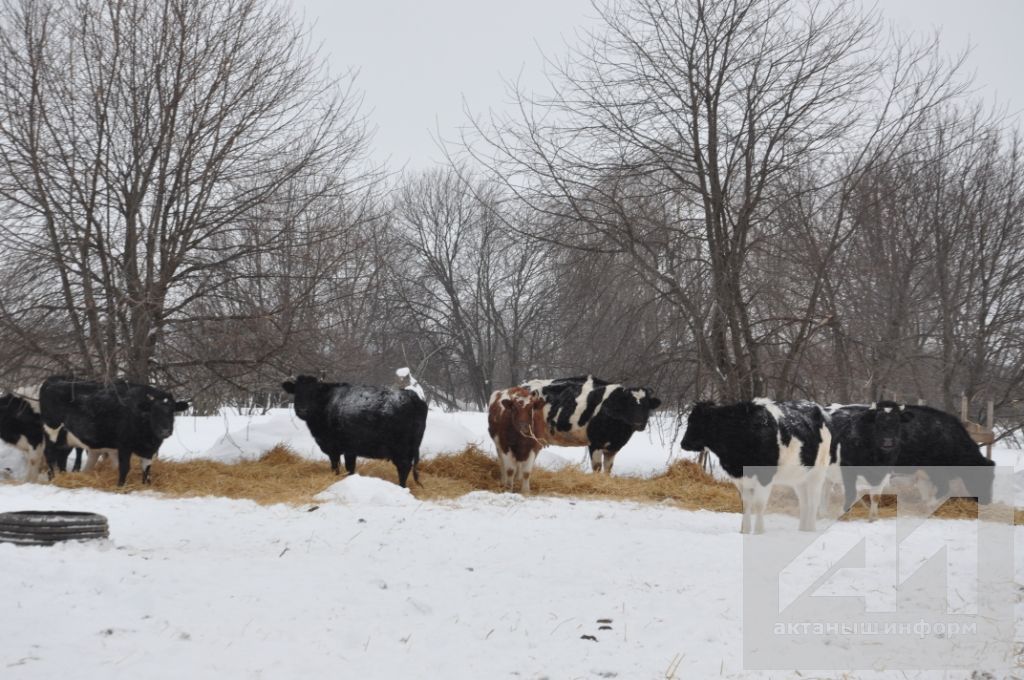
[896,405,985,465]
[324,384,427,454]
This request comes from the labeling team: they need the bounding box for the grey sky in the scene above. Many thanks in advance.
[291,0,1023,169]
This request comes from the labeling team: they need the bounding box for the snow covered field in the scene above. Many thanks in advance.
[1,408,1022,678]
[1,479,1019,679]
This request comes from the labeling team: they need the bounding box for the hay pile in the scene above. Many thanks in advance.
[45,444,1021,523]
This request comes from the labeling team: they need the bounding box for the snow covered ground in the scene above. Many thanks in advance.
[1,478,1019,679]
[1,407,1021,677]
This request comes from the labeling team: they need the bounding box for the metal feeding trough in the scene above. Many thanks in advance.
[0,511,109,546]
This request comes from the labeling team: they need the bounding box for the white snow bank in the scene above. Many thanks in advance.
[314,475,419,507]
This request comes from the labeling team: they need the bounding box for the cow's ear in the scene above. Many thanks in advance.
[647,397,662,410]
[899,410,915,422]
[281,381,295,394]
[174,401,190,412]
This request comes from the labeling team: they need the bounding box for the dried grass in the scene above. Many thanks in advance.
[44,444,1022,523]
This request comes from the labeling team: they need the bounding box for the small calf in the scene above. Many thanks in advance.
[488,387,548,492]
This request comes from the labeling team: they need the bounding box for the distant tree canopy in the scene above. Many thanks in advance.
[0,0,1022,430]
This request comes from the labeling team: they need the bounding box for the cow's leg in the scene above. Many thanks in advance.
[116,449,131,487]
[43,440,58,479]
[602,451,616,475]
[520,451,537,493]
[395,459,412,488]
[915,471,938,507]
[798,475,824,532]
[344,453,357,476]
[140,456,153,485]
[736,479,754,534]
[72,448,83,472]
[794,482,808,530]
[752,481,772,535]
[25,444,44,482]
[841,466,859,514]
[326,452,341,474]
[498,449,515,491]
[589,447,602,473]
[44,439,70,479]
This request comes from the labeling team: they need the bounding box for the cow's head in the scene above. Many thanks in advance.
[282,375,329,420]
[680,401,716,451]
[139,392,189,440]
[501,392,548,442]
[601,386,661,431]
[861,400,913,453]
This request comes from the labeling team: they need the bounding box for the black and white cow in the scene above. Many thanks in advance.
[680,399,833,533]
[40,377,189,486]
[828,401,914,520]
[893,404,996,504]
[0,387,46,481]
[522,375,661,474]
[282,374,428,488]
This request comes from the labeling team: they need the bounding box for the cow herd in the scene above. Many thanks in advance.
[491,381,996,534]
[0,377,188,486]
[0,372,998,534]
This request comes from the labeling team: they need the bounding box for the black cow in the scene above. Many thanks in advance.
[40,377,189,486]
[281,375,428,488]
[680,399,833,533]
[828,401,914,520]
[0,388,45,481]
[893,404,996,504]
[522,375,661,474]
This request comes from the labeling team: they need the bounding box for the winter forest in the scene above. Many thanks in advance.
[0,0,1022,425]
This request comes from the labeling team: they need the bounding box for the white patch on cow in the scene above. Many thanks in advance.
[568,376,597,426]
[139,456,153,471]
[631,389,645,403]
[753,397,784,424]
[43,424,62,442]
[745,403,831,532]
[883,407,892,414]
[65,431,89,450]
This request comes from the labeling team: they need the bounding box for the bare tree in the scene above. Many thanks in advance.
[0,0,371,386]
[467,0,966,400]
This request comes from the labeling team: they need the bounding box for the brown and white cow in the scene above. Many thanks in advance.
[487,386,548,493]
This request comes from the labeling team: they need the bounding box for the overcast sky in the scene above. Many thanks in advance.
[291,0,1023,170]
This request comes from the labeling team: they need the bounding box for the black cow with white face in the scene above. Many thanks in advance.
[681,399,833,533]
[40,377,189,486]
[0,388,45,481]
[522,375,661,474]
[828,401,914,520]
[282,374,428,488]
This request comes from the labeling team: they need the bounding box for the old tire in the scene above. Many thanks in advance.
[0,511,109,546]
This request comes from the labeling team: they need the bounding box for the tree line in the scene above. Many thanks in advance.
[0,0,1021,430]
